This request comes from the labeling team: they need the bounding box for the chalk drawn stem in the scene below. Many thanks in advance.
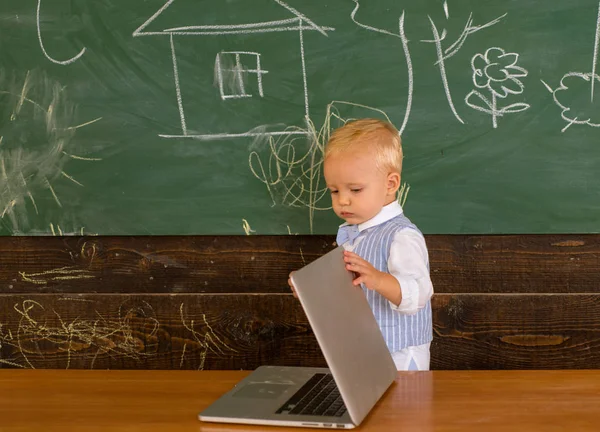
[492,93,497,128]
[428,17,465,124]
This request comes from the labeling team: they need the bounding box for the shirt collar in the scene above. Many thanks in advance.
[338,201,403,232]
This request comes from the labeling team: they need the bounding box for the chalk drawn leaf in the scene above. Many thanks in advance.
[465,90,494,113]
[500,102,531,114]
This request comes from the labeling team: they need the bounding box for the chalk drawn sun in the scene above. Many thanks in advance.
[0,70,101,233]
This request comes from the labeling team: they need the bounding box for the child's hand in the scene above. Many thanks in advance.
[343,250,384,291]
[288,271,298,298]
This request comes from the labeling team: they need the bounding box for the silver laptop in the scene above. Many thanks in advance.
[198,246,397,429]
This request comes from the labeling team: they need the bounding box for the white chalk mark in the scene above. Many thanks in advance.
[133,0,332,37]
[428,16,464,124]
[242,219,255,235]
[466,47,529,128]
[544,72,600,132]
[17,71,31,116]
[134,27,335,37]
[132,0,176,37]
[216,53,226,100]
[44,177,62,207]
[443,1,449,19]
[1,200,16,218]
[249,101,394,232]
[591,2,600,101]
[65,117,102,130]
[222,94,252,100]
[164,19,299,32]
[28,192,38,215]
[216,52,268,100]
[1,158,7,181]
[256,55,265,97]
[398,182,410,207]
[61,171,84,187]
[273,0,328,36]
[160,130,309,140]
[439,14,473,60]
[36,0,86,65]
[540,79,554,93]
[542,3,600,130]
[398,12,413,136]
[491,93,497,128]
[1,72,101,233]
[0,92,44,113]
[443,13,507,60]
[221,51,266,58]
[235,54,247,96]
[179,303,236,370]
[2,299,160,369]
[350,3,413,134]
[19,172,27,188]
[169,34,187,135]
[422,11,505,125]
[62,151,102,161]
[134,1,332,141]
[562,118,578,132]
[0,359,25,368]
[351,1,400,38]
[298,20,310,120]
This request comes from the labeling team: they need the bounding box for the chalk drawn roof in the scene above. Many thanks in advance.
[133,0,333,37]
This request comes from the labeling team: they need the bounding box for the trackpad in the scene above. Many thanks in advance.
[233,383,293,399]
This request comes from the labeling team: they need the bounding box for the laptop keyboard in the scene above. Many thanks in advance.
[275,373,347,417]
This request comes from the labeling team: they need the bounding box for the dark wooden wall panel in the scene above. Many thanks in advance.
[432,294,600,369]
[0,236,334,294]
[3,235,600,294]
[1,293,598,370]
[1,235,600,369]
[0,294,317,370]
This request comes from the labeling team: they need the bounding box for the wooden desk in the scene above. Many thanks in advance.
[1,370,598,431]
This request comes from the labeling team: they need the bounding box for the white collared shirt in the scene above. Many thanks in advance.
[340,201,434,315]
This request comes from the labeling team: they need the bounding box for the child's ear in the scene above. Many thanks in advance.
[387,172,401,194]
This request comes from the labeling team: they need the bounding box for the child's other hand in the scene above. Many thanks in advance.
[343,250,383,291]
[288,271,298,298]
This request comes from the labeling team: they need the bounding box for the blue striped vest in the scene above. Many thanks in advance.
[339,214,433,352]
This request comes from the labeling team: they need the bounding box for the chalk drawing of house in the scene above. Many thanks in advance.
[133,0,334,141]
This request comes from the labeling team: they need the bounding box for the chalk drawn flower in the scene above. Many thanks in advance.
[465,47,530,128]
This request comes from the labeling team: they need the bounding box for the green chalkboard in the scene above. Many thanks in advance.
[2,0,600,235]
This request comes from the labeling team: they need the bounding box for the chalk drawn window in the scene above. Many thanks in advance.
[215,51,267,100]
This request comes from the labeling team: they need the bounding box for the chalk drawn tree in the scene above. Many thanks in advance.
[541,2,600,132]
[465,48,529,128]
[350,1,413,135]
[422,0,507,124]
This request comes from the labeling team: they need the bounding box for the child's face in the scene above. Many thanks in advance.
[324,147,398,225]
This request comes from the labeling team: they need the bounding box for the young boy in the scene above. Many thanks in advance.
[289,118,433,371]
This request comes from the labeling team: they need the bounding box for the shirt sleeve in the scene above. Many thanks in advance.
[387,228,434,315]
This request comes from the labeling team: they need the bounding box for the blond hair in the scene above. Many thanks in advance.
[324,118,403,174]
